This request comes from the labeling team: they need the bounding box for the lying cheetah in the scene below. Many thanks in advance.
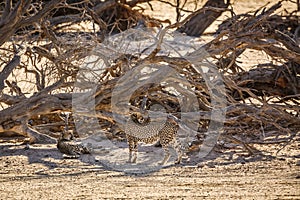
[125,112,183,165]
[57,130,91,158]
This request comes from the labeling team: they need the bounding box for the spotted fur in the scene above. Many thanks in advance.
[57,130,90,157]
[125,113,183,165]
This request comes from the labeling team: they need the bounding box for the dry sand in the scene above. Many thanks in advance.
[0,0,299,199]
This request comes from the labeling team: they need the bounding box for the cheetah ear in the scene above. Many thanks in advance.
[131,112,137,118]
[128,107,135,115]
[69,130,74,140]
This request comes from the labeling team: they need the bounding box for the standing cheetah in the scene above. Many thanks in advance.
[125,112,183,165]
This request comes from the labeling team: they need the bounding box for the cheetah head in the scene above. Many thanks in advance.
[60,130,74,141]
[130,111,150,124]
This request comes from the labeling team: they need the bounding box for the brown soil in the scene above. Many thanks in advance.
[0,138,299,199]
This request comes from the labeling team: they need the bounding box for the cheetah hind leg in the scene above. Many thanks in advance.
[174,139,183,164]
[160,146,171,165]
[160,140,183,165]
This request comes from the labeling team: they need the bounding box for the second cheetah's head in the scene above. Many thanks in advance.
[60,130,74,141]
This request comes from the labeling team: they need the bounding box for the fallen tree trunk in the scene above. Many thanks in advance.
[230,62,300,99]
[0,92,71,143]
[177,0,230,36]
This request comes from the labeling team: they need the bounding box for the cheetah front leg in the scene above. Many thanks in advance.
[131,141,138,163]
[127,139,138,163]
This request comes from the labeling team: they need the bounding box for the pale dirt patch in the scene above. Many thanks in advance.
[1,1,299,199]
[0,137,299,199]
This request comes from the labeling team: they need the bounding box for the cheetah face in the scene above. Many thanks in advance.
[130,112,150,124]
[136,113,145,123]
[61,130,74,141]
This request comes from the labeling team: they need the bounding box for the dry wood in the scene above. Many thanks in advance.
[177,0,230,36]
[0,1,299,158]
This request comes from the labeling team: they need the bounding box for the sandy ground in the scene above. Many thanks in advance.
[1,0,299,199]
[0,137,299,199]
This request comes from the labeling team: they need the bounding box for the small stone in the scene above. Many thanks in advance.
[24,144,30,150]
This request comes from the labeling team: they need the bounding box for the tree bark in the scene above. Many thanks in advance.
[177,0,229,37]
[0,55,20,91]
